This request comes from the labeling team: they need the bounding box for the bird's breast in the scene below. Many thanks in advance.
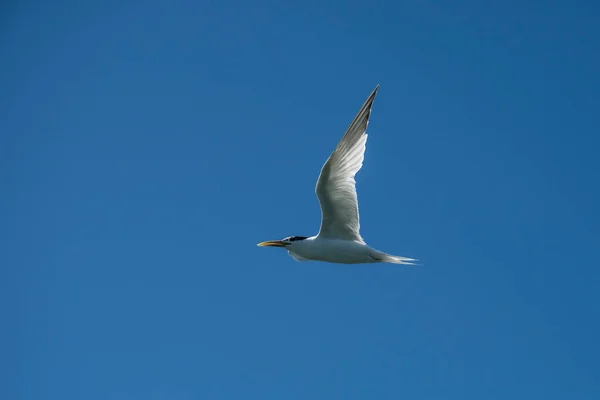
[288,237,377,264]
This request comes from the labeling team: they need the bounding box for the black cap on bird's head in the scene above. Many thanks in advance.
[257,236,308,248]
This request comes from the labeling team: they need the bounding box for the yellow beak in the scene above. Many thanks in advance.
[257,240,287,247]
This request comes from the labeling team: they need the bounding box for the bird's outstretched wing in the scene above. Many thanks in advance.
[315,85,379,243]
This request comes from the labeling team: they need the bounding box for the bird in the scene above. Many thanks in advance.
[257,85,417,265]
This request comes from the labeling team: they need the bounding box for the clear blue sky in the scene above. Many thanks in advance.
[2,0,599,398]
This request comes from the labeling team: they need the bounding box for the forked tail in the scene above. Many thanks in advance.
[371,250,419,265]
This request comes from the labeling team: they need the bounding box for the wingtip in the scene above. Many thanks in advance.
[365,84,380,105]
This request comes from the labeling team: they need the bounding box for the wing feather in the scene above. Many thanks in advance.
[315,85,379,242]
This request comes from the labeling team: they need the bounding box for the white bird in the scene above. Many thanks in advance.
[258,85,417,265]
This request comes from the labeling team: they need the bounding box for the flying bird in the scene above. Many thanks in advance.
[258,85,417,265]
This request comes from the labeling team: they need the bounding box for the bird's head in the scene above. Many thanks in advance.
[257,236,308,248]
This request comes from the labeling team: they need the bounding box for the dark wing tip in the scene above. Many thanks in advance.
[362,84,380,120]
[372,84,380,96]
[328,85,381,155]
[370,84,379,97]
[365,85,379,109]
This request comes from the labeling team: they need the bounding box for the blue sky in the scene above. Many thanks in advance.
[2,0,599,398]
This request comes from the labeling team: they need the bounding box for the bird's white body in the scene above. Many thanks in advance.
[287,237,379,264]
[258,85,417,265]
[286,236,416,264]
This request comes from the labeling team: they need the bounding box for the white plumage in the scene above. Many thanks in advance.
[258,85,417,265]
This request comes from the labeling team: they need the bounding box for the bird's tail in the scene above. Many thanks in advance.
[371,250,419,265]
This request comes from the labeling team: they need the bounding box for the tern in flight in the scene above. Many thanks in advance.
[258,85,417,265]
